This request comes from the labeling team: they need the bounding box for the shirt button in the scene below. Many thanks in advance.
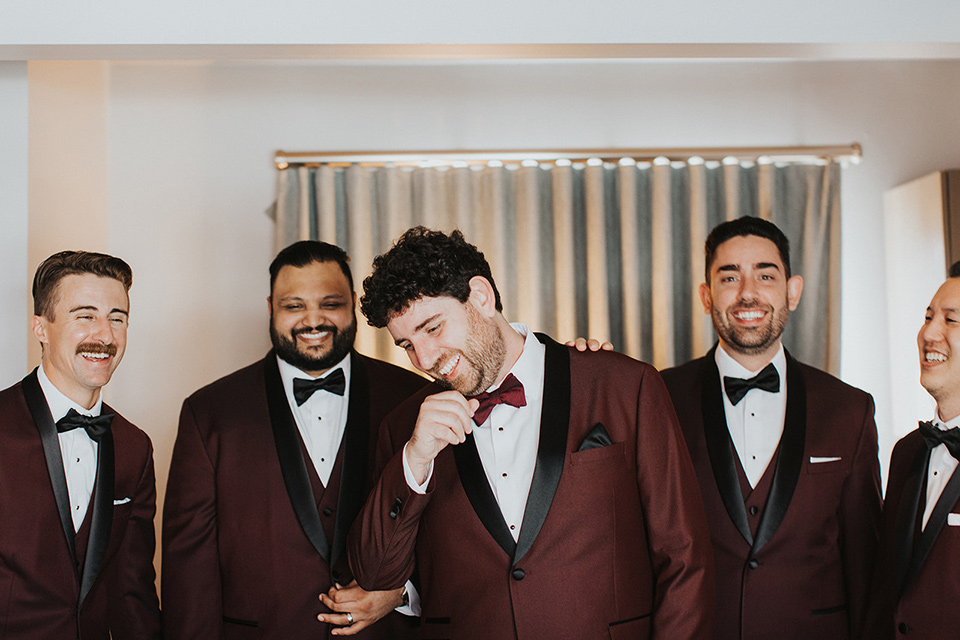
[510,524,516,530]
[320,458,325,462]
[76,458,81,463]
[502,472,508,478]
[498,427,504,432]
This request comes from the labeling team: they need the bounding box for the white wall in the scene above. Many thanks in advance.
[2,0,960,46]
[23,58,960,569]
[0,62,28,389]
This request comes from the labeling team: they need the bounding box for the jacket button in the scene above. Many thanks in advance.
[389,510,398,519]
[512,568,525,581]
[748,506,759,516]
[322,507,333,516]
[898,622,910,634]
[748,559,759,569]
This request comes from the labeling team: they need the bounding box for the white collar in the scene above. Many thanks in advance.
[715,342,786,380]
[37,363,104,421]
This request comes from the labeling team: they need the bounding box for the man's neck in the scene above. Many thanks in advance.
[718,339,781,373]
[490,318,526,388]
[936,403,960,424]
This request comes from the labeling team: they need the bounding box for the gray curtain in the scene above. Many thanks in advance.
[272,159,841,374]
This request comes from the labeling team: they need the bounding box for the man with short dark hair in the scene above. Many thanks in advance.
[162,241,425,639]
[0,250,161,638]
[660,216,882,640]
[349,227,714,639]
[862,271,960,638]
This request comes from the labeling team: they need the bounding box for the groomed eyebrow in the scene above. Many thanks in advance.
[69,305,129,317]
[394,313,443,347]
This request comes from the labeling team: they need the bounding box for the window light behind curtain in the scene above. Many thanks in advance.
[271,158,841,375]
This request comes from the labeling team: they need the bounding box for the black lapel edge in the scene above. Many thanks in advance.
[453,433,516,558]
[79,419,114,607]
[21,370,78,567]
[513,334,570,564]
[330,351,370,571]
[902,452,960,594]
[700,349,753,546]
[752,350,806,554]
[264,354,330,562]
[893,442,930,597]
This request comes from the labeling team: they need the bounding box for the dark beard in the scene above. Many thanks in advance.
[270,316,357,373]
[713,301,789,356]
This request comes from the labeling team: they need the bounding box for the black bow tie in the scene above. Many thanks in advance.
[56,408,114,442]
[919,420,960,461]
[293,368,346,406]
[723,363,780,406]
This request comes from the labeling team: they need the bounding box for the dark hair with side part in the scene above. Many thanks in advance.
[269,240,354,292]
[33,251,133,320]
[360,226,502,328]
[704,216,792,281]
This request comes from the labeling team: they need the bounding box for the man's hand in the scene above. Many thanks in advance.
[404,391,479,484]
[318,581,404,636]
[565,337,614,352]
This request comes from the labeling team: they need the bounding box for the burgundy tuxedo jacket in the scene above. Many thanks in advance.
[162,350,426,640]
[348,334,714,640]
[660,347,881,640]
[862,429,960,639]
[0,370,161,639]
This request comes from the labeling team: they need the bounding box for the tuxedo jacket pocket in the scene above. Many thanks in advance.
[578,422,613,451]
[806,456,844,474]
[571,441,624,465]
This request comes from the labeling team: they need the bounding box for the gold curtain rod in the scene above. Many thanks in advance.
[274,144,861,169]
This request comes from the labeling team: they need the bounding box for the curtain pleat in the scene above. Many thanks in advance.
[274,160,842,374]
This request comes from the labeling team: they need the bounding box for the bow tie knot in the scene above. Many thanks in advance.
[723,362,780,406]
[293,368,346,406]
[56,408,114,442]
[919,420,960,461]
[469,374,526,425]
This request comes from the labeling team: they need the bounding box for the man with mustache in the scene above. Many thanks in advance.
[659,217,882,640]
[162,241,426,639]
[862,267,960,638]
[0,250,161,638]
[348,227,713,639]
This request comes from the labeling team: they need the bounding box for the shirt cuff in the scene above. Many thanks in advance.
[402,442,433,494]
[394,580,422,617]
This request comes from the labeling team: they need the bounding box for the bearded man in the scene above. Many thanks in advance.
[162,241,426,639]
[347,226,713,640]
[659,216,882,640]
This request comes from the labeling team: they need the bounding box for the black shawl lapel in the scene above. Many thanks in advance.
[264,353,330,562]
[21,370,79,568]
[892,443,929,597]
[453,435,517,558]
[700,348,753,546]
[513,334,569,564]
[902,453,960,595]
[80,415,114,607]
[330,352,370,571]
[751,350,806,554]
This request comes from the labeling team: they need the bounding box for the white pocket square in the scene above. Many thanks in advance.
[113,497,131,506]
[810,456,842,464]
[948,513,960,527]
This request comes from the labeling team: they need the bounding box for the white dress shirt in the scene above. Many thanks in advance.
[716,344,788,488]
[37,364,101,531]
[922,414,960,530]
[405,323,545,542]
[277,354,351,487]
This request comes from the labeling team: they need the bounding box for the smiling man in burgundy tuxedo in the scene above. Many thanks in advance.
[0,251,161,638]
[659,217,882,640]
[162,241,426,639]
[348,227,714,640]
[862,269,960,638]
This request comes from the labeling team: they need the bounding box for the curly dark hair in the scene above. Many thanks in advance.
[360,227,502,328]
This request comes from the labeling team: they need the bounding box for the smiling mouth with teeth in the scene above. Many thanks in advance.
[925,351,948,363]
[437,354,460,378]
[733,310,766,321]
[76,343,117,360]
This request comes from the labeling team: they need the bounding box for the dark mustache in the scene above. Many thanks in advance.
[76,342,118,356]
